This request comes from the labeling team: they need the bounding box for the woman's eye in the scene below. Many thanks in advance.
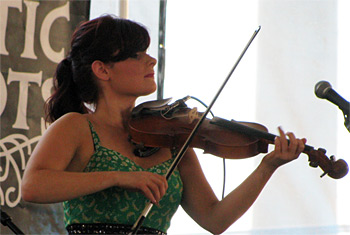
[129,53,140,59]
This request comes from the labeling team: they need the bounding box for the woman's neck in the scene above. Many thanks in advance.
[93,95,136,129]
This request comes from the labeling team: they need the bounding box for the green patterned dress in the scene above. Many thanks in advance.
[63,121,183,233]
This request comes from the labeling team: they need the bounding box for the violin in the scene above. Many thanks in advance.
[129,97,349,180]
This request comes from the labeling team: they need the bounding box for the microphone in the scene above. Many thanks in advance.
[314,81,349,116]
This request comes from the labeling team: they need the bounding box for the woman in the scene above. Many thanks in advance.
[21,15,306,234]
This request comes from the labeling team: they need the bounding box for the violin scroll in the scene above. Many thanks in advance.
[306,148,349,179]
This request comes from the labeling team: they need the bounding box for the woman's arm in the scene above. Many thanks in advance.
[179,127,306,234]
[21,113,167,204]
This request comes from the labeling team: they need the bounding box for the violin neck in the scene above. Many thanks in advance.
[210,117,314,152]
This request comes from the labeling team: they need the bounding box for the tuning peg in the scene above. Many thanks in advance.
[309,161,318,168]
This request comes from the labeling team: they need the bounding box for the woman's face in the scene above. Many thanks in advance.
[108,51,157,97]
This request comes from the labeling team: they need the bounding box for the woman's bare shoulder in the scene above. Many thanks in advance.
[26,113,93,172]
[42,112,91,145]
[55,112,88,124]
[47,112,89,130]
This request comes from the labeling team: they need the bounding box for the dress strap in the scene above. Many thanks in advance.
[87,120,101,151]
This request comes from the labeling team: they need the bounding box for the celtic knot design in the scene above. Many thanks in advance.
[0,119,46,207]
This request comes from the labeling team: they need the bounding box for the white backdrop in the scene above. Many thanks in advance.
[90,0,350,234]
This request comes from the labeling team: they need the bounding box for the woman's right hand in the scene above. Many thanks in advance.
[115,171,168,205]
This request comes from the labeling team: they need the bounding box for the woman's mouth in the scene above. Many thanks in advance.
[144,73,154,78]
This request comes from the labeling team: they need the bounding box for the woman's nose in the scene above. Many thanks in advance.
[149,55,157,66]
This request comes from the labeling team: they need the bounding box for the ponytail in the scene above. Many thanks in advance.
[45,57,87,123]
[44,15,151,123]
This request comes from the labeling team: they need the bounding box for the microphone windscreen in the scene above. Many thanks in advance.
[315,81,332,99]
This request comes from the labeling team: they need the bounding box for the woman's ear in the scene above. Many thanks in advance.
[91,60,110,81]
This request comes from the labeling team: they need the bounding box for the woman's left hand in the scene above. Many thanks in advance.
[262,127,307,170]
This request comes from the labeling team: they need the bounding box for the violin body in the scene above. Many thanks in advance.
[128,97,349,179]
[129,108,269,159]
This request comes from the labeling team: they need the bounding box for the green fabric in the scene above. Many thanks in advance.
[63,121,183,232]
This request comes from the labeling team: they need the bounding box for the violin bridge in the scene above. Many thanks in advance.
[188,107,200,124]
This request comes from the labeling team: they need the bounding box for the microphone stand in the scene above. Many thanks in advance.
[128,25,261,235]
[344,111,349,132]
[157,0,167,100]
[1,209,25,234]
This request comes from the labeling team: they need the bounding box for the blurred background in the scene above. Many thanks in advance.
[1,0,349,234]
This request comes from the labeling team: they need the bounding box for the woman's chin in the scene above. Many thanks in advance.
[140,86,157,97]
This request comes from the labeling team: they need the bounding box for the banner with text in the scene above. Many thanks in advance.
[0,0,90,233]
